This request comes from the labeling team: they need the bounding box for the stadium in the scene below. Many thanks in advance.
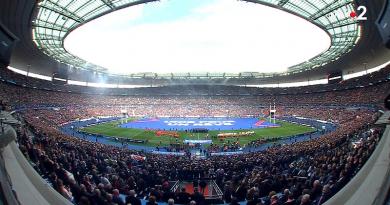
[0,0,390,205]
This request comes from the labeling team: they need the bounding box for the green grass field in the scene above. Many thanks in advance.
[80,118,315,147]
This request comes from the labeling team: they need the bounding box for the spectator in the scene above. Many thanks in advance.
[176,187,191,204]
[112,189,124,205]
[146,196,158,205]
[191,187,205,205]
[125,190,141,205]
[167,198,175,205]
[300,194,311,205]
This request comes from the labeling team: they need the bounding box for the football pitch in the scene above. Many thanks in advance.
[80,117,316,146]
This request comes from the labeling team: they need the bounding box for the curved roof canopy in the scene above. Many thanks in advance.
[32,0,360,78]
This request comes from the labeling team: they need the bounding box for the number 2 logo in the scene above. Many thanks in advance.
[356,6,367,21]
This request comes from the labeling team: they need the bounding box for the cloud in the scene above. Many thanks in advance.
[64,0,330,74]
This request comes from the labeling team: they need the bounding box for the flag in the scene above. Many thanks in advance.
[131,154,146,161]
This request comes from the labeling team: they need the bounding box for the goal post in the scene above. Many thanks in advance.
[269,103,276,124]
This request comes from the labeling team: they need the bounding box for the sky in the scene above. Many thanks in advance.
[64,0,331,74]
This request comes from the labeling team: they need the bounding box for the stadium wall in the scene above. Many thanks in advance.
[0,119,72,205]
[2,141,72,205]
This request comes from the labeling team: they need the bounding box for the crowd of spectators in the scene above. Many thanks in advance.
[15,103,382,205]
[1,65,389,97]
[0,79,389,118]
[0,66,389,110]
[0,66,388,205]
[18,105,375,129]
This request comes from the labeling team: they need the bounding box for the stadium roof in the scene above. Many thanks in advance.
[32,0,360,78]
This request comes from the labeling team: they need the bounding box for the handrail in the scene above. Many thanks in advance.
[210,180,223,198]
[170,180,180,193]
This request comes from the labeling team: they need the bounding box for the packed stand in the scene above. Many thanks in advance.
[15,104,383,205]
